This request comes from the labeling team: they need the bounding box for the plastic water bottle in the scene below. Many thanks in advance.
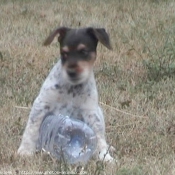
[37,114,97,164]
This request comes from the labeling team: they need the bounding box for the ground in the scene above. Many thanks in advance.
[1,0,175,174]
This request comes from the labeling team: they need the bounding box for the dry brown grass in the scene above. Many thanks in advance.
[1,0,175,174]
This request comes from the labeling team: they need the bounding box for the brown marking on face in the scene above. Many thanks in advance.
[76,61,91,75]
[62,51,97,83]
[75,65,83,73]
[77,44,87,51]
[76,51,96,72]
[63,61,83,73]
[61,46,69,52]
[85,51,97,66]
[89,52,96,62]
[60,46,70,60]
[64,51,96,70]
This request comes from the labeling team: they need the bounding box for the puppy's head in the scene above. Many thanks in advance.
[44,27,112,85]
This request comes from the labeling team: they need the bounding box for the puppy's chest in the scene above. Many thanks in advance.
[54,103,83,120]
[54,83,88,100]
[52,84,90,119]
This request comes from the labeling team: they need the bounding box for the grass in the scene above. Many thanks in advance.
[1,0,175,174]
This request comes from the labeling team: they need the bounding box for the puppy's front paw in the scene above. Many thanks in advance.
[109,146,116,153]
[99,150,116,163]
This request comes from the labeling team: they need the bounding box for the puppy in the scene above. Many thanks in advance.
[18,27,114,162]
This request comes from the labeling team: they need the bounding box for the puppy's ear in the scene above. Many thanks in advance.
[43,27,70,46]
[87,28,112,50]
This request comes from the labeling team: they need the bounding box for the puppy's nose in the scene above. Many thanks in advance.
[67,70,77,78]
[67,62,79,78]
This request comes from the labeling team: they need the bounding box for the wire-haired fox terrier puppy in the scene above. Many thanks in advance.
[17,27,115,163]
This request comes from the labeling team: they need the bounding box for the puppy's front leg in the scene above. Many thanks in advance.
[82,107,114,163]
[17,98,51,156]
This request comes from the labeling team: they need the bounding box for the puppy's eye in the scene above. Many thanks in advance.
[61,52,68,58]
[79,49,89,56]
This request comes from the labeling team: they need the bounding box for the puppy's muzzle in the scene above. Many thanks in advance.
[67,69,78,79]
[66,62,81,81]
